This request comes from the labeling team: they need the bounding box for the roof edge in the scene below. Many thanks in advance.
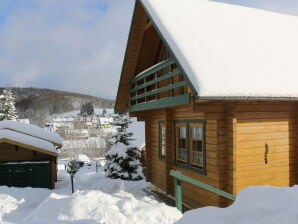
[139,0,198,96]
[196,96,298,101]
[115,0,138,112]
[0,138,58,157]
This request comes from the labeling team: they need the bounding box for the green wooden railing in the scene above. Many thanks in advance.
[129,59,190,112]
[170,170,236,212]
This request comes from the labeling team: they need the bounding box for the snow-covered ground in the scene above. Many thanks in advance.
[178,185,298,224]
[2,161,298,224]
[0,160,181,224]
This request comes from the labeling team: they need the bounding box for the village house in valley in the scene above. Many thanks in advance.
[0,120,62,189]
[115,0,298,208]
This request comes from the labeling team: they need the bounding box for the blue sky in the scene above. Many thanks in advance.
[0,0,297,99]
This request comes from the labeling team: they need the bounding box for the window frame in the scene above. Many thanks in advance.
[158,120,166,160]
[175,122,188,164]
[174,119,206,175]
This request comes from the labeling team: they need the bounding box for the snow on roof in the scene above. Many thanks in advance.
[0,129,58,156]
[0,120,62,147]
[141,0,298,98]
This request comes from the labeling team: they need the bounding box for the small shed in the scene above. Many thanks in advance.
[0,120,62,189]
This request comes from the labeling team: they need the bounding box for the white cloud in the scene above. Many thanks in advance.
[1,0,297,99]
[213,0,298,16]
[0,0,135,99]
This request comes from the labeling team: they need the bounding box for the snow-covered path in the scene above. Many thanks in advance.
[0,161,182,224]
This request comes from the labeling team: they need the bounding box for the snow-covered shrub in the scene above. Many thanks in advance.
[0,89,18,121]
[104,113,143,181]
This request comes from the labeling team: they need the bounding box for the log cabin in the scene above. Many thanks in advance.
[115,0,298,208]
[0,120,62,189]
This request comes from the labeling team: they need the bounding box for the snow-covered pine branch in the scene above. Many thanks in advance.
[0,89,18,121]
[104,113,143,181]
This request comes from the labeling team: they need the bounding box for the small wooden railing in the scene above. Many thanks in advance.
[170,170,236,212]
[129,59,190,112]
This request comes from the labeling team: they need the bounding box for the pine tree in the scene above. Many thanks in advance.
[80,102,94,116]
[0,94,5,121]
[102,108,107,117]
[0,89,18,121]
[104,113,143,181]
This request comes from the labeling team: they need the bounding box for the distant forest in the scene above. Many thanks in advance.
[0,87,115,125]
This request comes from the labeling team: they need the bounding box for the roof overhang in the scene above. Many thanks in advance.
[0,130,58,157]
[0,120,62,148]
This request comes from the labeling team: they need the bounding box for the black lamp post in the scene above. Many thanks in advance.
[66,160,79,193]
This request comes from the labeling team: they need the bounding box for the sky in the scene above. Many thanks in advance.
[0,0,297,100]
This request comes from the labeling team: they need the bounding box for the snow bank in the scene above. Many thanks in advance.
[178,185,298,224]
[0,120,62,146]
[0,162,181,224]
[141,0,298,98]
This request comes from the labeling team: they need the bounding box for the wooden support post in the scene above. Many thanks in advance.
[175,178,183,212]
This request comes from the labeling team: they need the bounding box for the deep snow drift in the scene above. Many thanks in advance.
[178,185,298,224]
[2,162,298,224]
[0,161,181,224]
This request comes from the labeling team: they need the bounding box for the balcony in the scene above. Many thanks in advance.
[129,59,190,112]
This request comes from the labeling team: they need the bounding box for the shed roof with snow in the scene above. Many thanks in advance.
[0,120,62,147]
[0,129,58,156]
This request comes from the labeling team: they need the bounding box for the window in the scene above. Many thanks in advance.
[190,123,203,168]
[158,121,166,159]
[175,123,187,163]
[174,120,206,174]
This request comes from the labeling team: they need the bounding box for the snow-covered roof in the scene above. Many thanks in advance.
[0,120,62,147]
[141,0,298,98]
[0,129,58,156]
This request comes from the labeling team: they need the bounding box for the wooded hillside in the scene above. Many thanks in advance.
[0,87,115,125]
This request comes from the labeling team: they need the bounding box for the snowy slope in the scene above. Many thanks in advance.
[48,109,114,119]
[141,0,298,98]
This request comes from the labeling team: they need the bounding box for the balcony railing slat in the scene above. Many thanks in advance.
[130,81,187,101]
[130,59,175,84]
[130,69,181,93]
[129,94,190,112]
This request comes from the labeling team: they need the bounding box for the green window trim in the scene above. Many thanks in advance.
[158,120,166,160]
[174,119,206,175]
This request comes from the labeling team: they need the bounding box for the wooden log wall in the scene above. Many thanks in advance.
[0,143,53,162]
[234,102,298,192]
[138,102,229,208]
[136,100,298,209]
[145,110,167,192]
[0,142,57,189]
